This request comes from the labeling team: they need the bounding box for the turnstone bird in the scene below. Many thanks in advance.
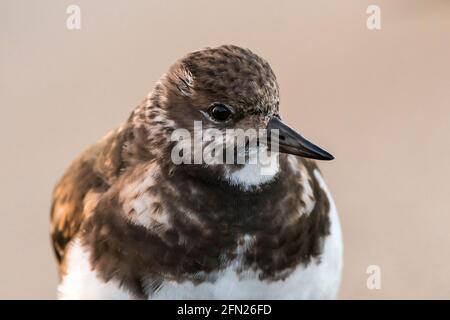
[51,45,342,299]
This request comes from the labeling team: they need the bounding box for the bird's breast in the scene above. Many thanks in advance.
[59,160,343,299]
[150,170,342,299]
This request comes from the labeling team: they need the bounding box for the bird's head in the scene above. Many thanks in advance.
[127,45,332,182]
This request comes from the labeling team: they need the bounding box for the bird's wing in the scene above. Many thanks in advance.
[50,127,127,274]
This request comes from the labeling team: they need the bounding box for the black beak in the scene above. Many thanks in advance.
[266,117,334,161]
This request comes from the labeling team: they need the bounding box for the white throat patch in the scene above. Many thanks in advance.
[225,152,279,190]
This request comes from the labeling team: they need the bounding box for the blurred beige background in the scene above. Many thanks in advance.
[1,0,450,299]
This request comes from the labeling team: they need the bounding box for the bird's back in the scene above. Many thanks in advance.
[50,127,125,274]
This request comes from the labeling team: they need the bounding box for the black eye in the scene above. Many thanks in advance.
[209,103,232,122]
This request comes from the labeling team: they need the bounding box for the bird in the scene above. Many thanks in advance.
[50,45,343,299]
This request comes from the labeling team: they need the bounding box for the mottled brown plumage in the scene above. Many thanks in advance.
[50,45,334,298]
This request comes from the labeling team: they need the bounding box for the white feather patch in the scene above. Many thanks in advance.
[226,152,279,190]
[58,240,133,300]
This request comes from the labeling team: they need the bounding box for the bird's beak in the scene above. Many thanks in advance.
[266,117,334,161]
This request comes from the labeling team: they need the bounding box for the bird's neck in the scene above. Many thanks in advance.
[163,160,281,194]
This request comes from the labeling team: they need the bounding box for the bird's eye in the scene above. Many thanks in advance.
[209,103,232,122]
